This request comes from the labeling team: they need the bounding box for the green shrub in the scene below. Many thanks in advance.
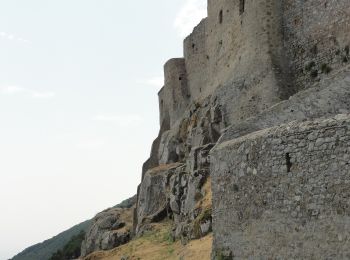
[214,249,233,260]
[310,70,318,78]
[321,63,332,74]
[49,230,85,260]
[305,61,316,71]
[193,208,212,238]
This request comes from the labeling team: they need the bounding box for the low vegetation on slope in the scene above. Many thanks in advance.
[83,221,213,260]
[49,230,86,260]
[11,220,91,260]
[11,196,136,260]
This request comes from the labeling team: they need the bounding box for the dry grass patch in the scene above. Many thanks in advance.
[83,221,212,260]
[196,177,212,211]
[148,163,183,176]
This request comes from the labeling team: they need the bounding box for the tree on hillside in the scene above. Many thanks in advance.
[49,230,85,260]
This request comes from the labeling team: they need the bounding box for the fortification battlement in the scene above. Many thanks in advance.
[159,0,350,128]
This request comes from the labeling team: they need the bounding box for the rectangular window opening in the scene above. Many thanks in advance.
[219,10,223,24]
[240,0,245,14]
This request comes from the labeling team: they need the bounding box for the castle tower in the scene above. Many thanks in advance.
[158,58,189,128]
[183,0,293,121]
[160,0,350,129]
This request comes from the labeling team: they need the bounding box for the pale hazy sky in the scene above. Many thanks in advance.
[0,0,206,259]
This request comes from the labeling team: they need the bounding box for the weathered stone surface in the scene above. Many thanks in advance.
[134,0,350,258]
[211,114,350,259]
[81,207,133,257]
[136,163,182,234]
[219,71,350,143]
[136,144,214,241]
[15,1,350,259]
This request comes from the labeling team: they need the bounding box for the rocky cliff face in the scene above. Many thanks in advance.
[135,77,350,257]
[133,0,350,259]
[135,96,225,243]
[81,0,350,258]
[80,196,136,257]
[15,1,350,259]
[80,207,132,257]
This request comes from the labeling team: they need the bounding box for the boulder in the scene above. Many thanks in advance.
[136,163,182,234]
[81,207,133,257]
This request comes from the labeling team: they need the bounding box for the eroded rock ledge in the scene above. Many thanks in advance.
[81,197,136,257]
[82,0,350,258]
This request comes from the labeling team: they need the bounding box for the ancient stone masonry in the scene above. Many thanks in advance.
[134,0,350,259]
[156,0,350,132]
[211,115,350,259]
[283,0,350,91]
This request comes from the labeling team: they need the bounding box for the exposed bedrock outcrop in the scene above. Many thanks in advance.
[133,0,350,257]
[16,0,350,259]
[136,143,214,243]
[135,70,350,244]
[135,94,226,241]
[81,206,134,257]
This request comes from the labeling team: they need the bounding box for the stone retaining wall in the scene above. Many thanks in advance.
[211,114,350,259]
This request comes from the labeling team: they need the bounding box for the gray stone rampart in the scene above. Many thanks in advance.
[284,0,350,91]
[211,114,350,259]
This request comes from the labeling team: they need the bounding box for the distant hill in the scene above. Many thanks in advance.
[11,220,91,260]
[11,196,136,260]
[48,230,86,260]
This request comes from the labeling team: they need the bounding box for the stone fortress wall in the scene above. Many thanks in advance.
[159,58,189,128]
[284,0,350,90]
[79,2,350,258]
[211,115,350,259]
[136,0,350,259]
[159,0,350,128]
